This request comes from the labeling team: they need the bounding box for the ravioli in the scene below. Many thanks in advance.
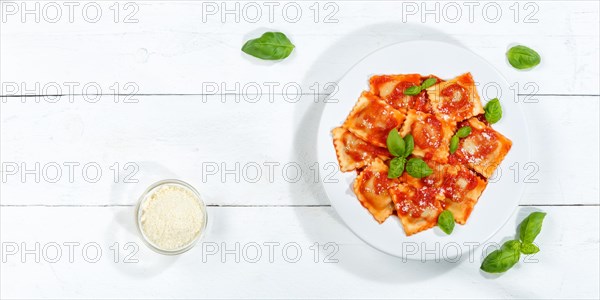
[332,127,390,172]
[332,72,512,236]
[343,91,406,148]
[439,164,487,224]
[389,183,444,236]
[353,158,395,223]
[400,109,456,163]
[426,72,484,122]
[449,118,512,178]
[369,74,432,111]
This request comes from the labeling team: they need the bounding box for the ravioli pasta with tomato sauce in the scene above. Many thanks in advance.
[332,72,512,236]
[400,110,455,163]
[369,74,437,113]
[343,91,406,148]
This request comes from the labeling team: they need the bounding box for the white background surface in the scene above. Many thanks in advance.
[1,1,599,299]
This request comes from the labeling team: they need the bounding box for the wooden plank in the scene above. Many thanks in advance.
[1,206,598,299]
[1,95,598,206]
[1,1,598,95]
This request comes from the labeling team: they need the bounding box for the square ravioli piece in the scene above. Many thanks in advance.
[343,91,406,148]
[389,183,444,236]
[369,74,432,112]
[332,127,390,172]
[400,109,456,163]
[353,158,395,223]
[449,118,512,178]
[439,164,487,224]
[426,72,484,122]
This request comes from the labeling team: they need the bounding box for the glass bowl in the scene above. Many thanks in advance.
[135,179,208,255]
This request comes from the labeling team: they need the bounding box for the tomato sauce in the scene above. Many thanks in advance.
[474,114,489,125]
[374,78,433,113]
[361,170,391,197]
[467,128,497,162]
[369,75,393,95]
[449,123,498,165]
[412,90,433,113]
[355,101,401,146]
[343,131,389,162]
[474,128,498,158]
[412,114,443,150]
[395,186,439,218]
[439,83,472,120]
[384,81,414,109]
[441,168,478,202]
[448,152,466,165]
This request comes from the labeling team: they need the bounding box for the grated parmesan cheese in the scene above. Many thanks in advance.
[140,184,205,251]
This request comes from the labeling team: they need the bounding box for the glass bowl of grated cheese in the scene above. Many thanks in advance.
[136,179,208,255]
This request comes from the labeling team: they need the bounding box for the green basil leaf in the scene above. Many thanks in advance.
[241,32,295,60]
[502,240,522,251]
[388,157,405,179]
[403,134,414,158]
[481,244,521,273]
[519,212,547,244]
[484,98,502,124]
[506,45,541,70]
[421,77,437,89]
[437,210,455,235]
[520,243,540,254]
[455,126,472,138]
[386,129,405,157]
[405,158,433,178]
[403,85,422,96]
[449,135,459,154]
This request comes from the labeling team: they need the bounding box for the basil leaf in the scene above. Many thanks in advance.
[520,243,540,254]
[405,158,433,178]
[456,126,472,138]
[403,134,414,158]
[481,213,545,273]
[437,210,455,235]
[403,85,422,96]
[519,212,546,244]
[386,129,405,157]
[484,98,502,124]
[502,240,522,251]
[388,157,405,179]
[507,45,541,70]
[421,77,437,89]
[449,135,459,154]
[481,242,521,273]
[241,32,295,60]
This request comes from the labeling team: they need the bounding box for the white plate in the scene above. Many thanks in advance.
[317,40,529,261]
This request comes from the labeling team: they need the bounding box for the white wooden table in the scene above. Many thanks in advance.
[1,1,599,299]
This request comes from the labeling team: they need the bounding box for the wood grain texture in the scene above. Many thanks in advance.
[1,1,599,299]
[1,1,598,95]
[1,95,598,206]
[1,206,598,299]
